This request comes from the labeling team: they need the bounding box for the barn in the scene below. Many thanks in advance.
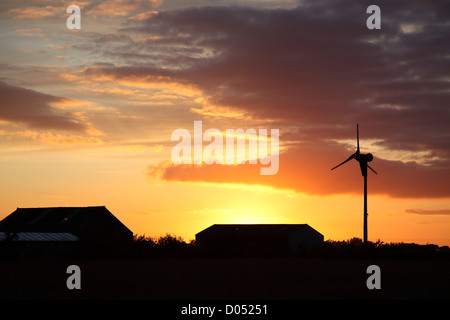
[195,224,324,256]
[0,206,133,258]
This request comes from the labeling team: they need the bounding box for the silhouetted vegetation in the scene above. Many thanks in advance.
[124,235,450,260]
[1,233,449,260]
[127,233,196,258]
[305,238,450,260]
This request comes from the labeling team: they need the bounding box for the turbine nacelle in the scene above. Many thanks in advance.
[330,124,377,177]
[355,152,373,163]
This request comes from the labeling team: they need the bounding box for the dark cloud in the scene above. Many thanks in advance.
[0,81,88,132]
[85,1,450,198]
[118,1,450,156]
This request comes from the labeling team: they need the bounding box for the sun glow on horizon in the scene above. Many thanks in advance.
[0,0,449,247]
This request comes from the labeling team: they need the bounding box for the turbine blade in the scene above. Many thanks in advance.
[331,153,355,171]
[367,164,377,175]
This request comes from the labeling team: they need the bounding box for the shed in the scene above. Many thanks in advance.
[0,206,133,244]
[196,224,324,256]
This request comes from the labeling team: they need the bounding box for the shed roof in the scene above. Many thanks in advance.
[0,206,133,239]
[196,224,322,237]
[0,232,79,241]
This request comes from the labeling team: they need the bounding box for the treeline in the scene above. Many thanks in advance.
[127,234,196,258]
[123,234,450,260]
[307,237,450,260]
[2,234,449,260]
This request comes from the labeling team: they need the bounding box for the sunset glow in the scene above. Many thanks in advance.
[1,0,449,246]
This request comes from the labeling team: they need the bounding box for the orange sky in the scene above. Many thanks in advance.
[1,0,449,246]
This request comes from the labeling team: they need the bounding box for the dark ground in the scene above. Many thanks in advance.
[1,257,449,300]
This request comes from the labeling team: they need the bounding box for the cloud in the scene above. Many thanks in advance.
[10,0,445,198]
[87,0,163,17]
[118,1,450,158]
[0,81,89,132]
[5,1,157,20]
[112,1,442,198]
[8,6,61,19]
[0,129,103,145]
[15,28,44,37]
[405,209,450,216]
[19,131,102,145]
[148,139,450,198]
[129,10,158,21]
[6,1,90,19]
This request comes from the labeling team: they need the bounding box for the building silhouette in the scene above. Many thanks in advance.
[196,224,324,256]
[0,206,133,258]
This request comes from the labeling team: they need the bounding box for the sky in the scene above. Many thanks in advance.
[1,0,449,246]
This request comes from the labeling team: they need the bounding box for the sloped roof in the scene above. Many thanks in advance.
[196,224,322,237]
[0,206,133,241]
[0,232,79,241]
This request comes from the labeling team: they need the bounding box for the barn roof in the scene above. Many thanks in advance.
[196,224,322,237]
[0,232,79,241]
[0,206,133,241]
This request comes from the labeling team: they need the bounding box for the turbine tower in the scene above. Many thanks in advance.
[331,124,377,245]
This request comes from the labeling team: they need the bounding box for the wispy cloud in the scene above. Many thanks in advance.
[87,0,163,18]
[8,6,61,19]
[405,209,450,216]
[0,130,102,146]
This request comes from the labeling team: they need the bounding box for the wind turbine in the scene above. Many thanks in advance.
[331,124,377,245]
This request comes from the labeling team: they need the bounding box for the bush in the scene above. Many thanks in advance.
[129,233,196,258]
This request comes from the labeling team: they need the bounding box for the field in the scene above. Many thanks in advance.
[1,257,449,300]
